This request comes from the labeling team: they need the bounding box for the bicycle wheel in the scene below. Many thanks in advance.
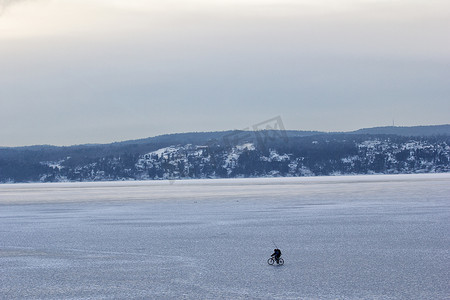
[278,258,284,265]
[267,258,275,265]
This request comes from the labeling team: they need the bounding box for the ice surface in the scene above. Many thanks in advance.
[1,174,449,299]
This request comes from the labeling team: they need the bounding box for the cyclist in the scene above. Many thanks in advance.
[271,248,282,263]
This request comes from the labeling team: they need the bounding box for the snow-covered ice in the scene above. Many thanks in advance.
[1,174,449,299]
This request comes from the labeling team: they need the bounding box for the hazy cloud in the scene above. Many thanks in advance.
[0,0,449,146]
[0,0,32,15]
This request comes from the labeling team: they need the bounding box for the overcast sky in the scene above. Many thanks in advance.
[1,0,449,146]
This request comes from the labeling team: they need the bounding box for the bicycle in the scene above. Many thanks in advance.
[267,256,284,265]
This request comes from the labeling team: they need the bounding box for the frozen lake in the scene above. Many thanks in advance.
[1,174,449,299]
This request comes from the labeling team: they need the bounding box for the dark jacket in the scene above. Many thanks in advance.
[271,249,281,258]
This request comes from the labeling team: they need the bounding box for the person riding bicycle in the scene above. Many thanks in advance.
[271,248,282,263]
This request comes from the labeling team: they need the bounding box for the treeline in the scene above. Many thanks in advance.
[1,133,449,183]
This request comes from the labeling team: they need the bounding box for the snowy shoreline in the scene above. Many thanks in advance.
[2,172,450,188]
[1,173,449,204]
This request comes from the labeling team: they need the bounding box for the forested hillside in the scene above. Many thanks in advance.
[1,126,449,183]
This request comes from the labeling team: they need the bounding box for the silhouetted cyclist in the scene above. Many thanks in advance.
[271,248,282,263]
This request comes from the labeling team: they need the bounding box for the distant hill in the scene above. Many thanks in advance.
[1,125,449,151]
[349,125,450,136]
[1,125,449,183]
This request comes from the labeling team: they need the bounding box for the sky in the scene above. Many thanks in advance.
[1,0,449,146]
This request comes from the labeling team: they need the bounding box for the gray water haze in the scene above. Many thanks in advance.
[1,174,449,299]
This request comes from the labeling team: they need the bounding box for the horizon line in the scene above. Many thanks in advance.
[1,123,449,149]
